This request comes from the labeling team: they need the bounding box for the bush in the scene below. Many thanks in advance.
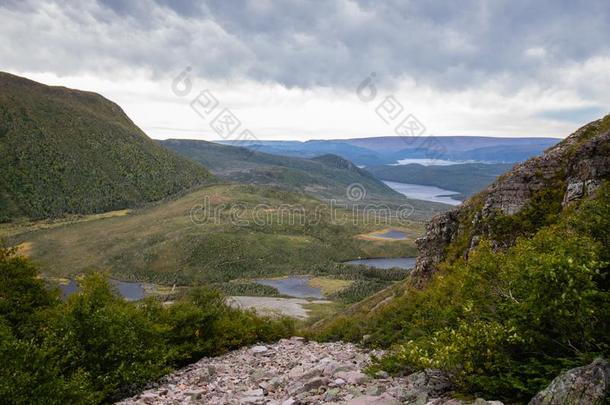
[318,183,610,403]
[0,248,294,404]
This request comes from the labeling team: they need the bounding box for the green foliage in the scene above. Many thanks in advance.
[316,183,610,402]
[0,245,57,333]
[159,139,406,205]
[212,282,281,297]
[9,184,420,285]
[0,247,294,404]
[329,280,390,303]
[0,72,213,222]
[487,182,565,247]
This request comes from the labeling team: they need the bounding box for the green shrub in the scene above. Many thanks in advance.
[318,183,610,402]
[0,247,294,404]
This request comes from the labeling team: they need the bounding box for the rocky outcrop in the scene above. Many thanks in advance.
[117,338,502,404]
[562,128,610,205]
[411,115,610,287]
[529,358,610,405]
[411,210,460,287]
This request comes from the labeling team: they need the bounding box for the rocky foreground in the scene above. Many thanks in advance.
[117,337,504,405]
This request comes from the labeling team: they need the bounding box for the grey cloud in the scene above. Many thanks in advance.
[0,0,609,90]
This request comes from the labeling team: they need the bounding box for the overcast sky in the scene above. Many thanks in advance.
[1,0,609,140]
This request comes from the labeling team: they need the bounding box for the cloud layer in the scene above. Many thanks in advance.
[1,0,609,139]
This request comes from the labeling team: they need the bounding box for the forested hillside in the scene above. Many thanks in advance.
[315,115,610,402]
[159,139,409,205]
[0,72,213,222]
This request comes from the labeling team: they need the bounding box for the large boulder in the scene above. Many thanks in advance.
[529,358,610,405]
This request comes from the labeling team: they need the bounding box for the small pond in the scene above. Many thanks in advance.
[59,279,148,301]
[372,229,407,240]
[255,276,323,299]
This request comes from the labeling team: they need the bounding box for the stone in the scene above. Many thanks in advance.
[564,181,584,203]
[250,345,269,354]
[240,397,265,405]
[301,376,328,392]
[472,399,503,405]
[184,388,204,399]
[115,337,487,405]
[345,393,401,404]
[366,384,385,396]
[250,368,266,381]
[269,376,287,389]
[335,371,371,385]
[404,369,454,397]
[375,370,390,379]
[529,358,610,405]
[138,393,158,404]
[243,388,264,397]
[332,377,346,386]
[323,360,357,376]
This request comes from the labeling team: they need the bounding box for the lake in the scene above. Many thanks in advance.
[59,279,148,301]
[383,180,462,206]
[344,257,416,269]
[255,276,324,299]
[392,158,477,166]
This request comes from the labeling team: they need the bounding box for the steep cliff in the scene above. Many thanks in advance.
[411,114,610,287]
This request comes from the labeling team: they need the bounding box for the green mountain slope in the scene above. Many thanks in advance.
[313,115,610,402]
[159,139,407,204]
[0,72,213,221]
[5,184,420,285]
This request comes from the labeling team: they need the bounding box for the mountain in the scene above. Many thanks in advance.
[367,162,514,200]
[217,139,385,166]
[221,136,560,166]
[411,114,610,286]
[0,72,213,222]
[159,139,438,210]
[314,115,610,402]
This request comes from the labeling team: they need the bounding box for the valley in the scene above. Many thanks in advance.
[3,181,422,319]
[1,69,608,405]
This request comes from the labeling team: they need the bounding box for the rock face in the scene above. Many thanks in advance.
[412,209,460,288]
[117,338,502,404]
[529,358,610,405]
[411,115,610,287]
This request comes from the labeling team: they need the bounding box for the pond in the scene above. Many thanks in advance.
[344,257,416,269]
[59,279,148,301]
[383,180,462,206]
[255,276,323,299]
[372,229,407,240]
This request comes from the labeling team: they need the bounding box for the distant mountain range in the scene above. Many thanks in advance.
[219,136,560,166]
